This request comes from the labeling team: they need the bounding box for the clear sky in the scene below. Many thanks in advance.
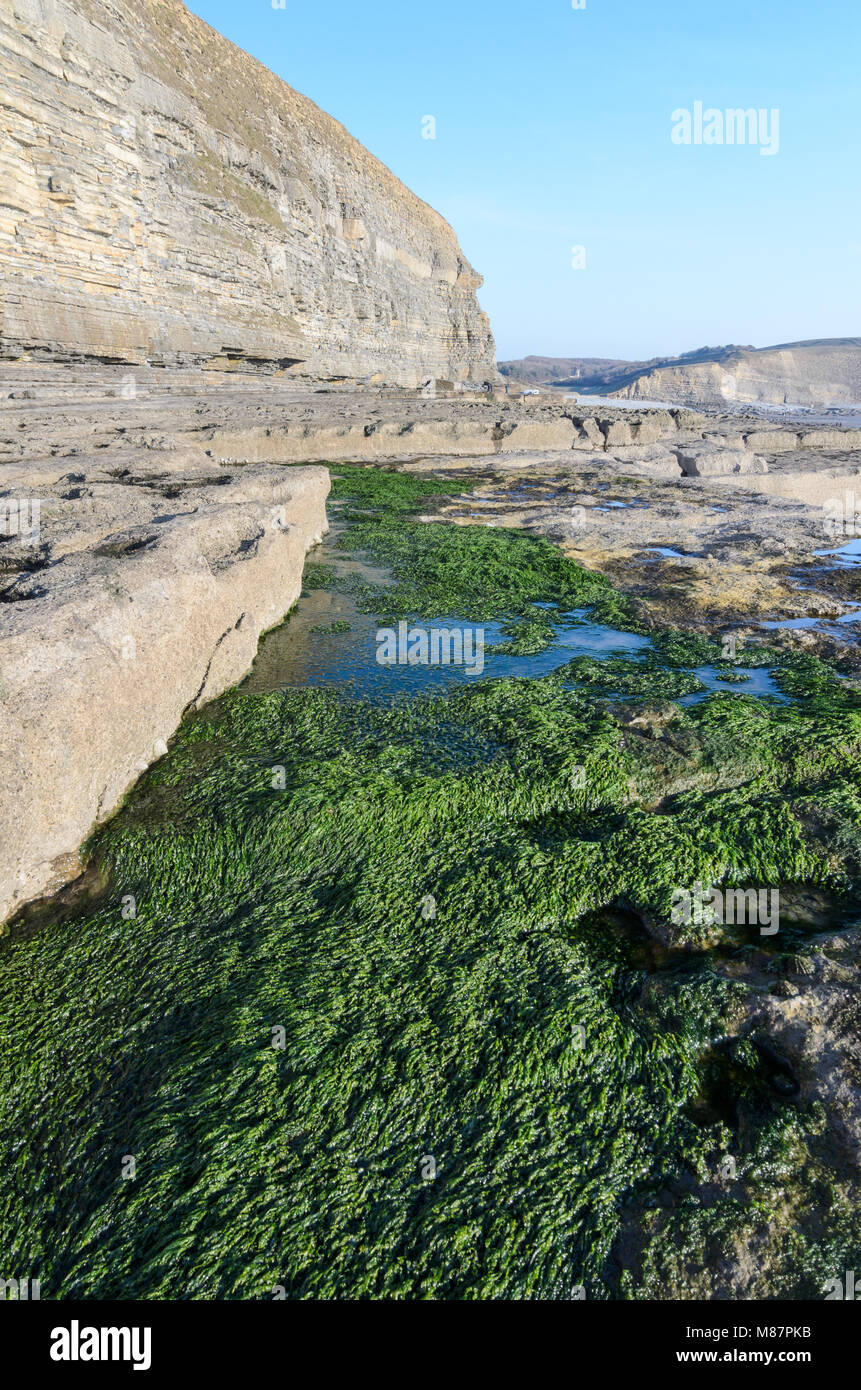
[185,0,861,363]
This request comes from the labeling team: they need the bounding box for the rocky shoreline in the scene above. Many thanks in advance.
[3,363,861,926]
[2,450,860,1299]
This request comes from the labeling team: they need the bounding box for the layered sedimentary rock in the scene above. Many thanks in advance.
[612,339,861,408]
[0,0,496,385]
[0,362,709,464]
[0,452,329,925]
[672,441,768,477]
[6,349,861,925]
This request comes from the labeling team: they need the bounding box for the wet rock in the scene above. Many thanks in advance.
[605,699,680,734]
[746,930,861,1171]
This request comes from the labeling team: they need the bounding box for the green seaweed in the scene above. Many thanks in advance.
[561,655,706,700]
[488,611,560,656]
[338,518,617,624]
[1,462,859,1301]
[309,619,352,634]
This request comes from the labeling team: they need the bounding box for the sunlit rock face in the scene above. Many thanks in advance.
[612,340,861,407]
[0,0,497,386]
[0,455,330,927]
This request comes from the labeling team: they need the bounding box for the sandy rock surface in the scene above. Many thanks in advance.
[0,431,328,923]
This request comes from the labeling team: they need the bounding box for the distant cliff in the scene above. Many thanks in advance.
[610,339,861,407]
[0,0,496,385]
[500,341,861,407]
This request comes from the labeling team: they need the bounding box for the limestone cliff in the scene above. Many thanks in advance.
[611,339,861,408]
[0,0,496,385]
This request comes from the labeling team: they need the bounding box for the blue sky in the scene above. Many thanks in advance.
[186,0,861,362]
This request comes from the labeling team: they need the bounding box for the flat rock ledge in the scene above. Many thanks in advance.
[0,459,329,926]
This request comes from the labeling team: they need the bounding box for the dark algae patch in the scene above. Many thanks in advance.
[560,655,707,700]
[1,463,861,1299]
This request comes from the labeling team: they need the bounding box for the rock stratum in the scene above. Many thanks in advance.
[501,341,861,408]
[611,339,861,408]
[0,0,496,385]
[0,440,329,926]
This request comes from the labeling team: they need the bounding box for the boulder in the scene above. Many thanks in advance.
[743,429,798,453]
[673,443,769,477]
[0,459,329,925]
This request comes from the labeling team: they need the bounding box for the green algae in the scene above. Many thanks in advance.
[336,518,614,624]
[561,655,706,700]
[1,462,860,1300]
[316,462,626,626]
[488,611,560,656]
[715,670,751,684]
[328,462,478,517]
[309,619,352,635]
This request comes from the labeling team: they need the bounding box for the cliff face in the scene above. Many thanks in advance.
[0,0,496,385]
[612,340,861,407]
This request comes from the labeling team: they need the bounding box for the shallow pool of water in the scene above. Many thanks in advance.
[762,617,821,630]
[645,546,703,561]
[762,609,861,639]
[245,591,652,701]
[680,665,789,705]
[244,544,789,707]
[814,538,861,567]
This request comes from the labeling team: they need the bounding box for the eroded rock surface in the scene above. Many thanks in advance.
[0,448,329,924]
[0,0,495,385]
[613,338,861,408]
